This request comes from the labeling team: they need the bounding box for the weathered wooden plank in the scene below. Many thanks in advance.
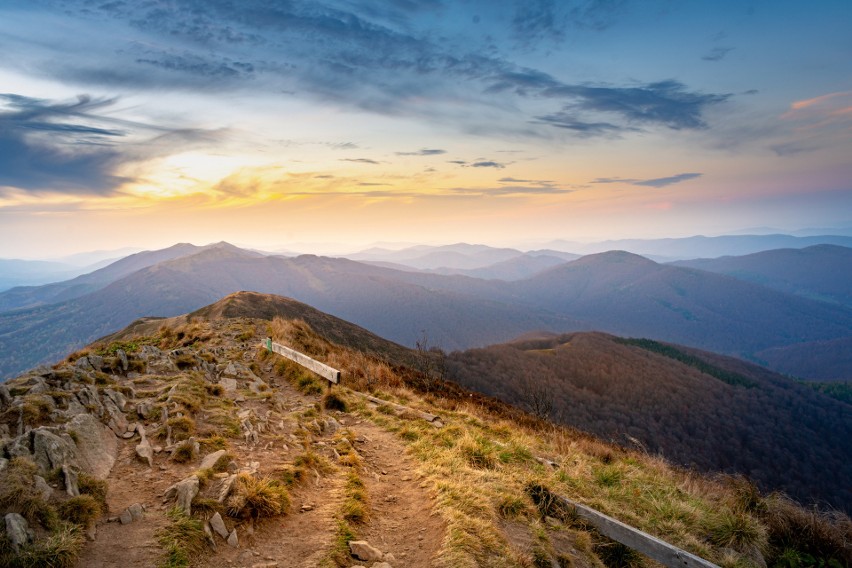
[265,340,340,384]
[558,497,720,568]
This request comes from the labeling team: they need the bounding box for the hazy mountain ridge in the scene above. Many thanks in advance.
[0,246,577,379]
[671,244,852,308]
[3,241,852,381]
[0,242,251,312]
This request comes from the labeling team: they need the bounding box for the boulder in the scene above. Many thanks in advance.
[0,384,11,408]
[136,437,154,467]
[76,386,104,417]
[34,475,53,500]
[67,413,117,479]
[348,540,384,562]
[227,528,239,548]
[220,378,237,392]
[209,512,229,539]
[164,476,199,515]
[102,389,126,411]
[102,392,128,436]
[62,464,80,496]
[31,428,77,472]
[116,349,129,372]
[4,513,33,552]
[200,449,227,471]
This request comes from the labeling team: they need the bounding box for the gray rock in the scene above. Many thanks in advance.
[31,428,77,473]
[64,398,88,417]
[4,513,33,552]
[102,393,128,436]
[76,386,104,417]
[116,349,129,372]
[217,474,237,502]
[119,509,133,525]
[62,464,80,496]
[348,540,384,562]
[135,437,154,467]
[324,417,341,434]
[139,345,163,360]
[0,384,12,408]
[28,377,50,395]
[163,475,199,515]
[88,355,105,370]
[136,402,153,419]
[209,512,229,539]
[67,413,117,479]
[75,356,94,371]
[128,503,144,521]
[0,457,8,473]
[227,528,239,548]
[34,475,53,500]
[200,449,227,471]
[220,378,237,392]
[103,389,126,410]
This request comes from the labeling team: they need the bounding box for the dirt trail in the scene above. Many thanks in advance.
[76,363,444,568]
[350,420,444,565]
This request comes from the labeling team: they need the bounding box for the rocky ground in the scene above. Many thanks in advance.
[0,316,444,567]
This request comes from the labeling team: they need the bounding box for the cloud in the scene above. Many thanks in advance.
[592,172,702,188]
[449,185,573,196]
[0,94,128,194]
[470,161,505,168]
[499,176,552,184]
[702,47,734,62]
[447,160,467,164]
[633,172,702,187]
[532,112,627,137]
[12,1,729,140]
[341,158,381,164]
[0,93,226,195]
[542,80,730,130]
[395,148,447,156]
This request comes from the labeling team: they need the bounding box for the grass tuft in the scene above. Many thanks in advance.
[226,474,290,519]
[156,507,208,568]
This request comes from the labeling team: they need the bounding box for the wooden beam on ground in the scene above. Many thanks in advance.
[264,339,340,384]
[557,496,720,568]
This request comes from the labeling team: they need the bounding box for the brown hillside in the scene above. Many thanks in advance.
[446,332,852,512]
[2,293,850,568]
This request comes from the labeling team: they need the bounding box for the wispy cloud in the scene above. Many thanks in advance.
[395,148,447,156]
[702,46,734,62]
[592,172,702,188]
[340,158,381,165]
[470,161,506,168]
[10,1,729,141]
[0,93,227,195]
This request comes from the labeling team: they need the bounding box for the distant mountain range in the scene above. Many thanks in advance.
[671,244,852,308]
[2,240,852,381]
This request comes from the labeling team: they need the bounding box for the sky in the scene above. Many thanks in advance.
[1,0,851,258]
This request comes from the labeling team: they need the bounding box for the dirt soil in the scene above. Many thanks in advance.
[75,361,444,568]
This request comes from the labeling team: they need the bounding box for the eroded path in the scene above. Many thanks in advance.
[76,354,444,568]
